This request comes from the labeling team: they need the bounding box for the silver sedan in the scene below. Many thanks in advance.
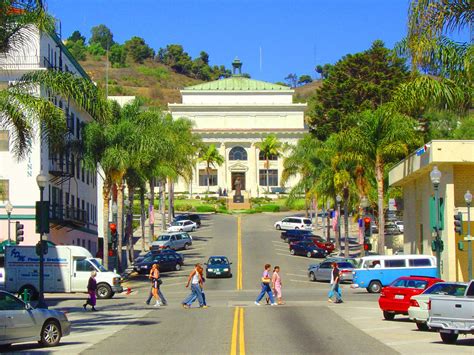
[308,261,354,282]
[0,290,71,348]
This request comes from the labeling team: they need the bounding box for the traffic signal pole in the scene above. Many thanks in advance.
[37,186,47,309]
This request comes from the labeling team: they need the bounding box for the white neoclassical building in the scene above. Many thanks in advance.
[169,59,307,197]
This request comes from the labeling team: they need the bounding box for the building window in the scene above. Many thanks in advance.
[76,157,80,179]
[229,146,247,161]
[76,117,80,139]
[199,169,218,186]
[0,130,9,151]
[69,112,75,133]
[81,162,85,182]
[259,169,278,186]
[259,151,278,160]
[71,154,75,175]
[87,202,90,225]
[0,179,9,200]
[87,171,89,185]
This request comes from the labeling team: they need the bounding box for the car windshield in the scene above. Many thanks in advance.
[157,235,170,241]
[423,283,467,296]
[209,257,227,265]
[303,219,312,225]
[90,258,107,272]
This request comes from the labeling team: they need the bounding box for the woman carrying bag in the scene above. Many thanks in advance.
[255,264,277,306]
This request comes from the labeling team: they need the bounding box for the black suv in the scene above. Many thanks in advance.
[174,214,201,227]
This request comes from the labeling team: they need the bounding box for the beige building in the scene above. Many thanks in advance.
[169,60,307,197]
[389,140,474,281]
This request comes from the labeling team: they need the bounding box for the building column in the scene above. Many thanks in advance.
[219,143,227,191]
[248,143,258,197]
[442,165,456,281]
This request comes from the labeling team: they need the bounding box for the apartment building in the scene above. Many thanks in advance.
[0,26,98,254]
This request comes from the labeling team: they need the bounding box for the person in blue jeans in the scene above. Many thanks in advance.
[255,264,277,306]
[182,264,208,309]
[187,267,207,306]
[328,262,343,303]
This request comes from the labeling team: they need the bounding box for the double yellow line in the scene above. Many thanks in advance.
[230,307,246,355]
[236,215,243,290]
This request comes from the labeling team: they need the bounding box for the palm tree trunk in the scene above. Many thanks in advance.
[160,179,166,231]
[168,176,173,223]
[266,159,270,193]
[140,186,146,251]
[207,163,210,194]
[117,182,124,273]
[149,178,155,242]
[344,194,349,257]
[126,187,135,263]
[334,195,341,252]
[102,183,111,269]
[376,156,385,255]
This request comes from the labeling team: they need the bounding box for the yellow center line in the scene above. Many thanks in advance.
[230,306,246,355]
[237,216,243,290]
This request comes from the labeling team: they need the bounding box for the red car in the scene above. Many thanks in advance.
[310,236,335,253]
[378,276,443,320]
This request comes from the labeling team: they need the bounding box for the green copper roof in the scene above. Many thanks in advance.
[184,77,290,91]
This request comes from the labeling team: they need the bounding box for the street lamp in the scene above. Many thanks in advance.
[336,194,342,253]
[5,201,13,243]
[430,166,442,278]
[465,190,472,280]
[36,173,48,309]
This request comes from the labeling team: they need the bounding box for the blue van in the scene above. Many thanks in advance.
[352,255,437,293]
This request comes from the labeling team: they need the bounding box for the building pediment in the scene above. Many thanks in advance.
[228,162,249,172]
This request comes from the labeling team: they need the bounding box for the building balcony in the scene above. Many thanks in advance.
[49,157,74,177]
[0,55,62,71]
[50,204,87,227]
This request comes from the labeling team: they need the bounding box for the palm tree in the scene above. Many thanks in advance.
[256,134,284,193]
[341,104,421,254]
[198,144,224,194]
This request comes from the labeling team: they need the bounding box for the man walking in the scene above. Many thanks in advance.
[328,262,343,303]
[255,264,277,306]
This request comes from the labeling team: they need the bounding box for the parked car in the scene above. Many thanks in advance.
[0,290,71,347]
[308,261,354,282]
[167,220,197,232]
[408,282,467,330]
[384,224,401,235]
[427,280,474,344]
[324,256,358,267]
[280,229,313,242]
[174,213,201,227]
[311,235,335,253]
[395,221,404,233]
[205,256,232,278]
[274,217,313,231]
[134,252,184,273]
[150,232,192,251]
[134,249,183,267]
[352,255,437,293]
[289,241,327,258]
[378,276,443,321]
[285,233,317,244]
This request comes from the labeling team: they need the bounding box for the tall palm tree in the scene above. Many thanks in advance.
[341,104,421,254]
[198,144,224,194]
[256,134,284,193]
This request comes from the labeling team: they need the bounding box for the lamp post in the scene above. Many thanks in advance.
[5,201,13,243]
[336,194,342,253]
[430,166,442,278]
[36,173,48,309]
[465,190,472,280]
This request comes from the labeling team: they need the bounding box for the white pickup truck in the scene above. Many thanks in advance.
[427,280,474,344]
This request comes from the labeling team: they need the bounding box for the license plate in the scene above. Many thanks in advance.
[394,294,404,300]
[215,271,221,274]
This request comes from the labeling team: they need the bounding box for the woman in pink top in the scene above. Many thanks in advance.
[272,266,284,305]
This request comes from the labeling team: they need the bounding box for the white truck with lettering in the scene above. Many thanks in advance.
[5,245,122,299]
[427,280,474,344]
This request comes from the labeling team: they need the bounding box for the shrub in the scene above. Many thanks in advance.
[175,204,192,212]
[260,204,280,212]
[196,205,216,213]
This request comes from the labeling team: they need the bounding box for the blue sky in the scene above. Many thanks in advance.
[46,0,469,83]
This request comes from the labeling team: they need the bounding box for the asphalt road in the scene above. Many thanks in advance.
[9,213,474,354]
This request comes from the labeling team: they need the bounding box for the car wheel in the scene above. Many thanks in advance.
[309,272,316,282]
[306,251,312,258]
[383,311,395,320]
[290,249,295,255]
[180,229,184,232]
[40,320,61,347]
[96,283,112,299]
[416,322,429,331]
[440,332,458,344]
[191,227,196,232]
[368,281,382,293]
[184,243,189,250]
[276,224,281,230]
[295,227,299,230]
[175,263,182,271]
[18,284,38,301]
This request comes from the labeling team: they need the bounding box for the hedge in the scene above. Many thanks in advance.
[196,205,216,213]
[260,204,280,212]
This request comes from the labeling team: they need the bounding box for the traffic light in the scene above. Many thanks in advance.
[363,242,372,251]
[454,212,463,235]
[431,239,444,253]
[109,222,118,249]
[15,221,24,243]
[363,217,372,238]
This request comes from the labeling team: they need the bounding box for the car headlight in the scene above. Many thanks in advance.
[208,268,213,272]
[223,268,229,271]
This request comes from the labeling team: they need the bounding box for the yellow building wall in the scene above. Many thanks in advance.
[453,165,474,207]
[455,221,474,282]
